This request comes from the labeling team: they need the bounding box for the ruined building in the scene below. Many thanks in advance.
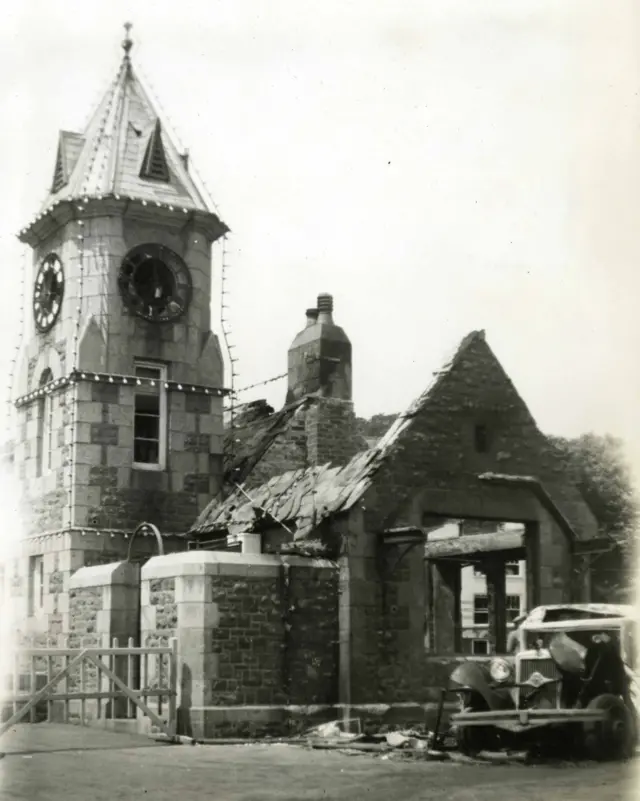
[1,29,613,737]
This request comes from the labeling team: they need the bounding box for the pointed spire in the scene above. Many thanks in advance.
[20,25,229,246]
[140,119,170,182]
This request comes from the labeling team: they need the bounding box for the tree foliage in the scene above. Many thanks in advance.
[356,413,397,442]
[549,433,638,546]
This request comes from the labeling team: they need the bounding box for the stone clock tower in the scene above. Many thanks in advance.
[10,27,228,634]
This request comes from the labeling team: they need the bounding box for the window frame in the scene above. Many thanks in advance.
[506,594,522,623]
[132,361,168,472]
[471,638,489,656]
[505,560,521,576]
[473,594,489,626]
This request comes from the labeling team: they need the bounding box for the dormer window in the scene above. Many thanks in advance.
[51,143,67,193]
[139,119,170,182]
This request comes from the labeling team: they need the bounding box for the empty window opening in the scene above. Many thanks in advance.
[133,362,167,469]
[474,424,489,453]
[28,555,45,617]
[472,638,489,655]
[36,368,54,477]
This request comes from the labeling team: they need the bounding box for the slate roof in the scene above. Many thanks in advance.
[190,330,487,539]
[42,55,213,214]
[223,398,312,488]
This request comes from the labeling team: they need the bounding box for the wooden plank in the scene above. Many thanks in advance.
[84,653,172,738]
[1,690,170,703]
[62,636,69,723]
[80,655,86,726]
[29,654,36,724]
[46,653,53,723]
[167,638,178,737]
[16,647,172,657]
[0,650,88,737]
[127,637,135,720]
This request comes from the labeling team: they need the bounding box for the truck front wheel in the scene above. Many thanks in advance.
[583,694,634,761]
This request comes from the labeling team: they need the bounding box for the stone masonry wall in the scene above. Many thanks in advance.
[365,333,598,543]
[141,551,338,738]
[15,212,226,539]
[305,397,363,468]
[75,382,223,534]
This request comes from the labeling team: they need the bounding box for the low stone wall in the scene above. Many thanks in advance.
[141,551,338,738]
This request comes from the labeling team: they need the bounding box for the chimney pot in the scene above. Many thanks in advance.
[317,293,333,313]
[305,308,318,327]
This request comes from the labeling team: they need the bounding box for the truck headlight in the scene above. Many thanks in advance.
[489,657,512,683]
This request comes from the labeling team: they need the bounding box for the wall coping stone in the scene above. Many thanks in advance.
[69,560,139,589]
[141,550,336,580]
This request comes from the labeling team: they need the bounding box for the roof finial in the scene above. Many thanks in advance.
[122,22,133,59]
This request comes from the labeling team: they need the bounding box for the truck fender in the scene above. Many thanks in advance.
[450,660,513,711]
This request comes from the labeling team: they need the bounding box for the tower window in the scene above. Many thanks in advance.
[36,368,54,477]
[133,362,167,470]
[28,555,44,617]
[474,424,489,453]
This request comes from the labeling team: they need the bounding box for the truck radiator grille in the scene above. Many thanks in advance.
[518,658,560,683]
[517,657,561,708]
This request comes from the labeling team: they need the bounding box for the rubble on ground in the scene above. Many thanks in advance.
[303,719,459,759]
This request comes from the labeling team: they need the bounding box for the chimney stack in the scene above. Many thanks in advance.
[286,293,351,404]
[285,292,359,468]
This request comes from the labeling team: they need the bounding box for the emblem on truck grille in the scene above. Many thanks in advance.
[526,671,546,688]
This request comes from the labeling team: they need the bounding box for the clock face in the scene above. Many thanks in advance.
[33,254,64,333]
[118,243,192,323]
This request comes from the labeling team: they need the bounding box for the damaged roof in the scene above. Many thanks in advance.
[223,397,310,488]
[190,330,490,539]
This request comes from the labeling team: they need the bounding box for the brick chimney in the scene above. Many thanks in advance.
[286,294,360,467]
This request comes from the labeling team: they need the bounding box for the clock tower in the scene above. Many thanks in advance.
[11,27,228,634]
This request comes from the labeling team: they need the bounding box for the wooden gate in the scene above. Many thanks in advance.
[0,637,178,740]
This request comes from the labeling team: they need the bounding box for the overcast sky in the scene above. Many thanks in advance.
[1,1,639,480]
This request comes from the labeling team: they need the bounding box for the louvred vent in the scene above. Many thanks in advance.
[51,143,66,193]
[140,119,170,182]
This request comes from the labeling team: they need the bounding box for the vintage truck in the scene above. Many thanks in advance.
[449,603,639,760]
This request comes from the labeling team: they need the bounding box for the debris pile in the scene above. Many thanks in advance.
[304,719,458,759]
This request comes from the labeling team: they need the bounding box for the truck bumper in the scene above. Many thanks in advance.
[452,708,607,733]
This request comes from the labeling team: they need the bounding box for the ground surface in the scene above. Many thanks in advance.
[0,724,635,800]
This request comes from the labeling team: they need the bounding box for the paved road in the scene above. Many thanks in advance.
[0,725,634,801]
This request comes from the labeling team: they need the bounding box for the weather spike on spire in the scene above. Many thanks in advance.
[122,22,133,58]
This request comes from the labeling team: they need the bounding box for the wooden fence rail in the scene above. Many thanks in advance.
[0,637,178,739]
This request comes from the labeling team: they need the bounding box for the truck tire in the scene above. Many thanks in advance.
[583,693,634,761]
[457,705,493,757]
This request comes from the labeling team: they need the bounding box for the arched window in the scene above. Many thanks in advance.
[36,368,53,476]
